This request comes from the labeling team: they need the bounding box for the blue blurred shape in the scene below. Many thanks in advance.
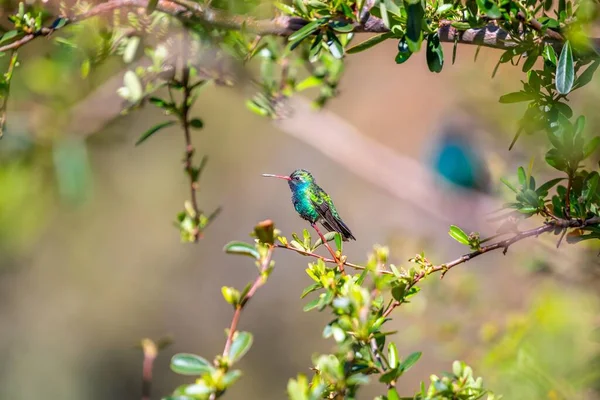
[430,126,490,193]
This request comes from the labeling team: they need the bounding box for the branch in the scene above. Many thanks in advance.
[278,215,600,316]
[222,245,274,357]
[3,0,597,55]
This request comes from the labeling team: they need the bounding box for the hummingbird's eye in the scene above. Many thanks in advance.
[294,176,300,181]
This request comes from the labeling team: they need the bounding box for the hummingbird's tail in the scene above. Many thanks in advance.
[321,217,356,242]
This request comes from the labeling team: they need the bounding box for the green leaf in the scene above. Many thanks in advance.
[543,44,557,65]
[426,33,443,73]
[329,20,354,33]
[476,0,502,18]
[301,282,323,298]
[584,137,600,159]
[223,241,260,259]
[388,343,399,369]
[522,51,539,72]
[313,231,337,249]
[135,121,176,146]
[449,225,470,245]
[501,178,518,193]
[574,59,600,89]
[0,30,18,45]
[399,351,422,372]
[499,91,535,103]
[437,3,453,14]
[184,382,213,396]
[536,178,565,195]
[556,41,574,94]
[325,30,344,59]
[347,32,393,54]
[222,370,243,387]
[388,388,401,400]
[190,118,204,129]
[228,331,253,363]
[124,70,143,102]
[334,232,342,252]
[170,353,214,375]
[405,2,424,52]
[147,0,159,13]
[517,166,526,186]
[123,36,140,63]
[296,75,322,91]
[303,297,321,311]
[289,18,326,48]
[585,172,599,203]
[221,286,240,306]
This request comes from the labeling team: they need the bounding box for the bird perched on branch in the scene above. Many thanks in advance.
[262,169,356,242]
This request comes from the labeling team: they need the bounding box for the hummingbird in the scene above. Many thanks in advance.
[262,169,356,241]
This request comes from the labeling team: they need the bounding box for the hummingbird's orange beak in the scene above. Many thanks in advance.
[262,173,291,181]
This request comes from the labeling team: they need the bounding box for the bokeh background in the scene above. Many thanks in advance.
[1,2,600,399]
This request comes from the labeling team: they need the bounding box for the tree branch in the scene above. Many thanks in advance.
[2,0,597,55]
[277,216,600,309]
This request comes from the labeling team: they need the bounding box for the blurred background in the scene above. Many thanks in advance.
[1,1,600,399]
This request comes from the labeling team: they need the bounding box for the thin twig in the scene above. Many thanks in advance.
[311,223,345,275]
[222,245,274,357]
[179,29,202,242]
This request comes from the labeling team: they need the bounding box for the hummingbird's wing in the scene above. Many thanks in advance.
[310,188,356,241]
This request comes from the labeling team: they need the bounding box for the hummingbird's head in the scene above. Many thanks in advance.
[262,169,315,190]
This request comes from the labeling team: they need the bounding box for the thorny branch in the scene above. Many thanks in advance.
[1,0,598,55]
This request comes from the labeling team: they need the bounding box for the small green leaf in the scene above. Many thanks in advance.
[329,20,354,33]
[135,121,176,146]
[0,30,18,45]
[543,44,557,65]
[500,178,518,193]
[221,286,240,306]
[223,241,260,259]
[289,18,326,48]
[228,331,253,363]
[80,58,90,79]
[436,3,453,14]
[476,0,502,17]
[574,60,600,89]
[584,137,600,159]
[301,282,323,298]
[334,232,342,252]
[387,388,401,400]
[517,166,526,186]
[499,92,535,103]
[399,351,422,372]
[325,30,344,59]
[170,353,214,375]
[347,32,393,54]
[405,2,424,52]
[449,225,470,245]
[303,297,321,311]
[296,75,322,91]
[222,370,243,387]
[556,41,574,94]
[388,343,399,369]
[190,118,204,129]
[426,33,443,73]
[184,382,213,396]
[313,231,337,249]
[123,36,140,63]
[536,178,565,195]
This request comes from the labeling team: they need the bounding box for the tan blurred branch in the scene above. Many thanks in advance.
[1,0,596,54]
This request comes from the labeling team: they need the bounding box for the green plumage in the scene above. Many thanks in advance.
[287,169,355,241]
